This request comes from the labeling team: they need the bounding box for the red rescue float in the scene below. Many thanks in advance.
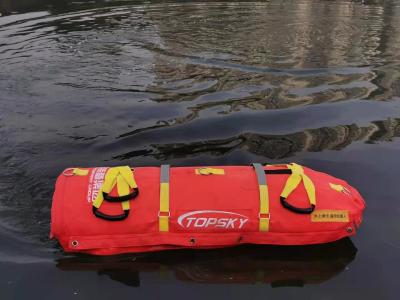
[50,163,365,255]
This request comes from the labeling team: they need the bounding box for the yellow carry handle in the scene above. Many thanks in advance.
[92,166,139,221]
[280,163,316,214]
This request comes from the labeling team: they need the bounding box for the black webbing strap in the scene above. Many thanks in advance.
[265,169,292,175]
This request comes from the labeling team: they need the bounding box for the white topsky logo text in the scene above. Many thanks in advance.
[177,210,249,229]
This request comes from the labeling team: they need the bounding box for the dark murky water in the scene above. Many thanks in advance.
[0,0,399,298]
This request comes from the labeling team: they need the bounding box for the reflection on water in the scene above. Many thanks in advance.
[57,239,357,287]
[115,117,400,160]
[1,0,400,299]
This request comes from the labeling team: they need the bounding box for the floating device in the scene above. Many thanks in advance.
[50,163,365,255]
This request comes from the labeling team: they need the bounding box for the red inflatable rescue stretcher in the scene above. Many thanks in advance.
[50,163,365,255]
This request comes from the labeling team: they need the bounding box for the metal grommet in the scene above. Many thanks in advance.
[71,240,79,247]
[346,227,353,233]
[189,237,196,245]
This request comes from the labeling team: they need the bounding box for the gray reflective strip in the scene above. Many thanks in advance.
[160,165,170,183]
[253,163,267,185]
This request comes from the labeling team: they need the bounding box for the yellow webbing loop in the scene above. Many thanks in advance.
[92,166,137,211]
[72,168,89,176]
[329,183,344,192]
[159,183,169,232]
[195,168,225,175]
[259,184,269,231]
[253,163,270,232]
[329,183,351,196]
[159,165,170,232]
[281,163,316,206]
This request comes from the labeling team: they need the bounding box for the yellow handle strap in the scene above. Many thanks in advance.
[116,170,130,211]
[281,163,316,206]
[92,166,137,211]
[159,165,170,232]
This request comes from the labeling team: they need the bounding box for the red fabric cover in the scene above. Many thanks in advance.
[50,165,365,255]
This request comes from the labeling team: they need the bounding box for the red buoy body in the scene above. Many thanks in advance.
[50,164,365,255]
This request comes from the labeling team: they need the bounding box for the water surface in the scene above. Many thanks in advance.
[0,0,399,299]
